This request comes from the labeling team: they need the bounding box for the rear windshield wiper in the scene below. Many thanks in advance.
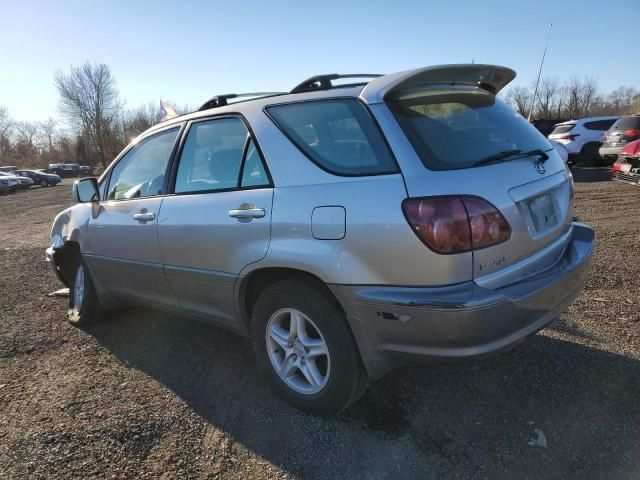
[474,148,549,167]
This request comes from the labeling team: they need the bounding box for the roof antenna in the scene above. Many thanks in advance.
[528,23,553,121]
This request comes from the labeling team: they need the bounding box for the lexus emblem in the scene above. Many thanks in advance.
[535,160,546,175]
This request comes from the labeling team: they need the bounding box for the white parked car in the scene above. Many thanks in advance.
[548,116,619,166]
[0,171,33,189]
[0,172,22,190]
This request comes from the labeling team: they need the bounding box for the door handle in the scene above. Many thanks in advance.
[133,212,156,222]
[228,207,266,219]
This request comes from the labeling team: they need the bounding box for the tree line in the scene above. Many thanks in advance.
[1,62,639,171]
[504,76,639,120]
[0,62,191,170]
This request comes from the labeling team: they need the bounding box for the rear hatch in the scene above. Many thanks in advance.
[604,116,640,147]
[383,84,572,283]
[548,123,577,143]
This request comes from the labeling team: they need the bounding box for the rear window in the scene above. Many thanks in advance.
[584,120,617,131]
[387,88,552,171]
[611,116,640,130]
[550,124,575,135]
[266,99,397,176]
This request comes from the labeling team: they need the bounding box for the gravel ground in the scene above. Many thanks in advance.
[0,170,638,479]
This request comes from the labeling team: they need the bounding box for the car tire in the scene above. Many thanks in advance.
[68,258,104,326]
[40,179,47,187]
[580,143,601,165]
[251,279,368,415]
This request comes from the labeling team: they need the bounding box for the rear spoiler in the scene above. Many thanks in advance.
[360,64,516,103]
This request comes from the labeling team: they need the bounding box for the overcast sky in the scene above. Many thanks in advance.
[3,0,639,121]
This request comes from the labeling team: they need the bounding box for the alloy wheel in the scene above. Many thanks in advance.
[73,264,85,316]
[265,308,331,395]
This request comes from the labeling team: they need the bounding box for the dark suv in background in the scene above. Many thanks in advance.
[600,114,640,161]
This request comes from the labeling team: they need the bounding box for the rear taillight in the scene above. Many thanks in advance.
[402,196,511,254]
[559,134,580,141]
[623,129,640,139]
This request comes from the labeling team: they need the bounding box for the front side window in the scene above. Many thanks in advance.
[266,99,397,176]
[387,87,552,171]
[107,128,179,200]
[175,118,248,193]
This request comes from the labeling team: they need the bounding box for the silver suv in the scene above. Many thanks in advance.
[47,65,594,414]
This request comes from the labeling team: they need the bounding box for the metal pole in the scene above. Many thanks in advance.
[528,23,553,121]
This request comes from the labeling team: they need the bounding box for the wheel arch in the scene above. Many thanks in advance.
[54,241,82,287]
[236,267,344,332]
[581,140,602,152]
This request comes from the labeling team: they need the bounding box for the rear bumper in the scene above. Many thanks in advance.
[599,145,622,158]
[330,223,595,379]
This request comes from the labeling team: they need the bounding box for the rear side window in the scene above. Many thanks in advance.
[266,99,397,176]
[550,124,575,135]
[175,117,271,194]
[611,116,640,130]
[175,118,247,193]
[584,120,616,131]
[241,139,270,187]
[387,88,552,171]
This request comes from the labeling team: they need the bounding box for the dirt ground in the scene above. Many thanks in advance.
[0,170,638,480]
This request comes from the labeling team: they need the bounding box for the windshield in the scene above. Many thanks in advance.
[387,87,552,171]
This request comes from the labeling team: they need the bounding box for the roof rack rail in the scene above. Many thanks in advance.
[198,92,286,111]
[290,73,383,94]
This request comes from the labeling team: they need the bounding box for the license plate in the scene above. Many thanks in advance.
[621,163,632,173]
[528,193,558,232]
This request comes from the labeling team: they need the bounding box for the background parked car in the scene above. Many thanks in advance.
[0,177,12,194]
[0,165,18,173]
[612,139,640,185]
[48,163,81,178]
[14,169,62,187]
[0,171,34,189]
[0,172,24,191]
[548,116,619,166]
[599,114,640,162]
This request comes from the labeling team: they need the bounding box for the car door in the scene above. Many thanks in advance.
[157,116,273,327]
[83,126,182,308]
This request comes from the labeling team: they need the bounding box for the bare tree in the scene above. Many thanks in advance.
[562,76,599,119]
[505,86,532,117]
[534,77,560,119]
[0,105,12,138]
[0,105,13,162]
[54,62,121,167]
[608,86,639,115]
[15,121,39,146]
[40,117,57,151]
[123,101,161,138]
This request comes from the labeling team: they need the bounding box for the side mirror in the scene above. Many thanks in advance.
[72,177,100,203]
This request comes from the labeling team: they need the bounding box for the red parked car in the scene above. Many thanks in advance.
[612,139,640,185]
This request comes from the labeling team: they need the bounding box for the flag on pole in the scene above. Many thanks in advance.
[159,100,178,122]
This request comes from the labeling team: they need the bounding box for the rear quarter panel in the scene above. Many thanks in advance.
[243,175,472,286]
